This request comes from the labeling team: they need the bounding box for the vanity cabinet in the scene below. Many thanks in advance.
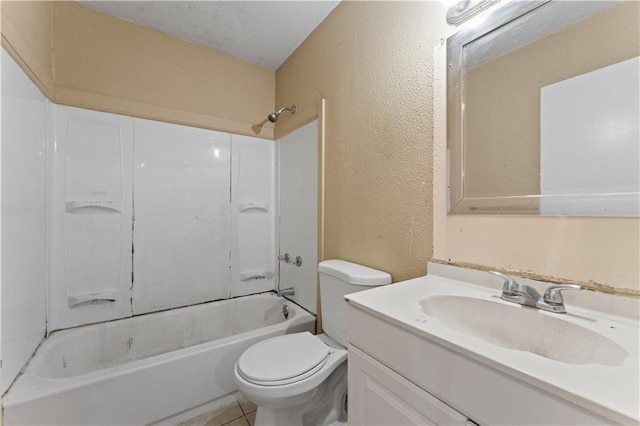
[347,304,612,426]
[348,345,472,425]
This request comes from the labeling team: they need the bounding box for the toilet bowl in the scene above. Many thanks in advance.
[234,260,391,426]
[235,333,348,425]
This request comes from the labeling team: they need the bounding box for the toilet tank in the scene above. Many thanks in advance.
[318,260,391,347]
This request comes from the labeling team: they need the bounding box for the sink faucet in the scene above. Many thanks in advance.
[489,271,582,313]
[536,284,583,313]
[490,271,540,308]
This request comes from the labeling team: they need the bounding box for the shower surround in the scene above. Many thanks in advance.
[2,47,318,424]
[48,104,278,331]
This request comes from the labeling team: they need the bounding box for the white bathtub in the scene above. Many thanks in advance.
[3,294,315,425]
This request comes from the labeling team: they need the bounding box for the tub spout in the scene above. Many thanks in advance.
[276,287,295,297]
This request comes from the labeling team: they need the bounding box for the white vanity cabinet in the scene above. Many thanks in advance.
[348,344,471,425]
[347,304,614,426]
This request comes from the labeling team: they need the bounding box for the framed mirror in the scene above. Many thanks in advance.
[447,0,639,216]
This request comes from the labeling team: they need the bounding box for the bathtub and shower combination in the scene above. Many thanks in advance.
[2,61,321,425]
[3,294,315,425]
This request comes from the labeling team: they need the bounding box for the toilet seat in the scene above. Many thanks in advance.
[237,332,331,386]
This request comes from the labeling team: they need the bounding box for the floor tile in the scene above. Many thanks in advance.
[238,396,257,415]
[246,410,257,426]
[179,401,243,426]
[221,417,250,426]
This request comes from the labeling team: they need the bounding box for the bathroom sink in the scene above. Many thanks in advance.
[419,295,627,366]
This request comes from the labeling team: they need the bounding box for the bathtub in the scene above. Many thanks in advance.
[2,293,315,425]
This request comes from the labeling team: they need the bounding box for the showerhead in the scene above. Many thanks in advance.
[268,105,296,123]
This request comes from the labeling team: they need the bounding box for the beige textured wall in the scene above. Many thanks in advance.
[464,2,639,197]
[276,1,449,282]
[1,1,54,98]
[1,1,275,138]
[283,1,639,293]
[52,2,275,138]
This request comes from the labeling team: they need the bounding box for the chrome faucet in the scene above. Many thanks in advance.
[536,284,583,313]
[276,287,295,297]
[490,271,540,308]
[489,271,582,314]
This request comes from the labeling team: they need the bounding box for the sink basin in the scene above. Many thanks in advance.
[420,295,627,366]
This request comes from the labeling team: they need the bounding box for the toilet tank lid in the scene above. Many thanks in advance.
[318,260,391,286]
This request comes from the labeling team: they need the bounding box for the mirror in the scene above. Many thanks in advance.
[447,0,639,216]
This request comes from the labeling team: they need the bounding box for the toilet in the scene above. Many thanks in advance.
[234,259,391,426]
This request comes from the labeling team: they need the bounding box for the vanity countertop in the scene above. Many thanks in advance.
[345,264,639,425]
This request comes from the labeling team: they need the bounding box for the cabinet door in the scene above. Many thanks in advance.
[349,345,469,426]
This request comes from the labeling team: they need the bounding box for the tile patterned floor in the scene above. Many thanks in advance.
[178,395,257,426]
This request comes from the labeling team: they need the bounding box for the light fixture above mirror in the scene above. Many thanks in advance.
[445,0,501,26]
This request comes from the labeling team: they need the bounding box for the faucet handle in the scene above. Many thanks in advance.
[489,271,518,294]
[542,284,582,305]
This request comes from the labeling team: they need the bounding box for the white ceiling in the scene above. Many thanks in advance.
[79,1,340,70]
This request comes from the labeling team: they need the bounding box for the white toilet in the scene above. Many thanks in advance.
[234,259,391,426]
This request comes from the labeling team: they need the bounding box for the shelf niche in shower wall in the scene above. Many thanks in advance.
[238,203,269,213]
[49,105,133,331]
[231,135,277,297]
